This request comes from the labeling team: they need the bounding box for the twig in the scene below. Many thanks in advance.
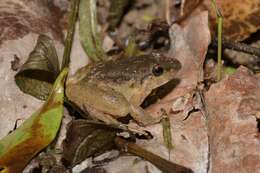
[212,38,260,58]
[217,17,223,81]
[210,0,223,81]
[61,0,79,69]
[115,137,193,173]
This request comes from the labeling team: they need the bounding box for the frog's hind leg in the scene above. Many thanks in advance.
[84,104,132,130]
[83,104,121,125]
[84,104,149,135]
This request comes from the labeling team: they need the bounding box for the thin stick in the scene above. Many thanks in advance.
[115,137,193,173]
[212,38,260,58]
[210,0,223,81]
[217,17,223,80]
[61,0,80,69]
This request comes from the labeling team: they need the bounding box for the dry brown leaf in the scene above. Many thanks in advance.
[205,67,260,173]
[147,11,211,119]
[170,0,260,41]
[0,0,64,45]
[137,11,211,173]
[201,0,260,41]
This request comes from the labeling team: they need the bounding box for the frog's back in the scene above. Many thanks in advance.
[87,56,151,84]
[86,54,180,85]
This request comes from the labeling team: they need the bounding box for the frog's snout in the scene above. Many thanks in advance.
[172,58,182,71]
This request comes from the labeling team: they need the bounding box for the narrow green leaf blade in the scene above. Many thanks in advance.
[79,0,106,62]
[15,35,60,100]
[0,68,68,173]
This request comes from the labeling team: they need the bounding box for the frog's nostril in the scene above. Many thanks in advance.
[174,59,182,70]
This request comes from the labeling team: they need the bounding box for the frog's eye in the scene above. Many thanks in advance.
[152,64,164,76]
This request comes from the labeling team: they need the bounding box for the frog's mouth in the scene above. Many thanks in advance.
[141,78,180,108]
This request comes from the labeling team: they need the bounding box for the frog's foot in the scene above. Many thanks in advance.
[126,121,150,136]
[129,105,162,126]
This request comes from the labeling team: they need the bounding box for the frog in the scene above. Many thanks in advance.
[66,53,181,127]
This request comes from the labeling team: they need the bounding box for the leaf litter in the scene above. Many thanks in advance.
[0,0,260,173]
[0,68,68,172]
[0,0,67,139]
[206,67,260,173]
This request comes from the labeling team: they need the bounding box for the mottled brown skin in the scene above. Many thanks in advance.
[66,53,181,126]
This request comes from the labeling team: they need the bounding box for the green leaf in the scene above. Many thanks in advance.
[62,120,117,166]
[15,35,60,100]
[0,68,68,173]
[79,0,106,62]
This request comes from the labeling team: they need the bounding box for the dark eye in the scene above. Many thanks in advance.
[152,64,164,76]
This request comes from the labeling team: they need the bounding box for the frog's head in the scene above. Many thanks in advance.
[138,53,181,90]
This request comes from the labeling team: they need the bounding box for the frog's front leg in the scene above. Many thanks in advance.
[92,84,161,126]
[129,104,162,126]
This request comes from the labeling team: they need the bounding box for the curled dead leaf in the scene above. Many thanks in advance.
[15,35,60,100]
[62,120,117,167]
